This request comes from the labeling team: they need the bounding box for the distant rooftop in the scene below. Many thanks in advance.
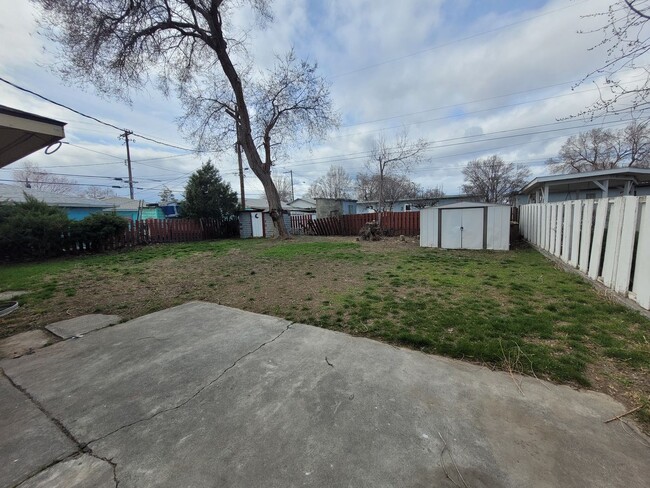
[0,183,111,208]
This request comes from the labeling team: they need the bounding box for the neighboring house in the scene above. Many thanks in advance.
[0,105,66,168]
[286,197,316,215]
[517,168,650,205]
[0,183,112,220]
[238,198,291,238]
[100,197,165,221]
[357,194,479,213]
[160,202,181,218]
[315,198,357,219]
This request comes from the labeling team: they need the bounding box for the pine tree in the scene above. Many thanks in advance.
[181,162,237,220]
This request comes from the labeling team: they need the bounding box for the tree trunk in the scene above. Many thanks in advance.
[208,10,290,238]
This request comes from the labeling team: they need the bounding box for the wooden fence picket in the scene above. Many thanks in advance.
[519,196,650,311]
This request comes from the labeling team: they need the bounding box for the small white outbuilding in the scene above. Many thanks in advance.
[420,202,511,250]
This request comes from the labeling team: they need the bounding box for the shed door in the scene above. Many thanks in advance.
[251,212,264,237]
[440,208,484,249]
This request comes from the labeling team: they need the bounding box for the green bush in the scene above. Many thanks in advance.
[0,195,70,260]
[73,213,129,251]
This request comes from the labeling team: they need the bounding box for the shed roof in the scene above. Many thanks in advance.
[0,105,66,168]
[0,183,112,208]
[438,201,510,209]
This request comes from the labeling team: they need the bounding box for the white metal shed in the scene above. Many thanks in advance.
[420,202,511,250]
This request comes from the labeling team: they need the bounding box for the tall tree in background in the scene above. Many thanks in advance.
[462,156,530,204]
[181,161,237,220]
[35,1,338,238]
[306,166,352,199]
[13,161,76,194]
[364,133,428,223]
[581,0,650,116]
[546,122,650,173]
[159,186,178,204]
[272,175,293,202]
[81,186,117,199]
[355,174,443,210]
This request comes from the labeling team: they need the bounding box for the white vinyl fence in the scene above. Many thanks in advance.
[519,196,650,311]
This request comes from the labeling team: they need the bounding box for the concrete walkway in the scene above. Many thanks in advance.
[1,301,648,487]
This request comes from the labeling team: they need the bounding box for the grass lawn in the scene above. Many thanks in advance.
[1,236,649,428]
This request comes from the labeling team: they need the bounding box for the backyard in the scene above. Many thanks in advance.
[1,236,649,428]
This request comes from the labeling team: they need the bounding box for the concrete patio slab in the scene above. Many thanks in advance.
[0,375,77,488]
[16,455,115,488]
[1,301,648,488]
[0,330,53,359]
[45,314,122,339]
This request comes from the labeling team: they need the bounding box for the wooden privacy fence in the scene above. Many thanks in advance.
[296,211,420,237]
[519,196,650,310]
[290,214,315,235]
[63,218,236,253]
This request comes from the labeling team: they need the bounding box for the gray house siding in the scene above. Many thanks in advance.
[263,213,291,238]
[238,211,290,238]
[239,212,253,238]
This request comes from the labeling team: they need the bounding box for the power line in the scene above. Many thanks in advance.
[0,76,197,152]
[2,178,129,189]
[274,117,635,170]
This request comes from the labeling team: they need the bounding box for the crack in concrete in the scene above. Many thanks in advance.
[2,369,120,488]
[2,322,293,487]
[87,322,293,447]
[7,452,78,488]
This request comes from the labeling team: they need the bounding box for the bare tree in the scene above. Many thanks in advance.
[462,156,530,204]
[580,1,650,116]
[355,173,423,210]
[413,186,445,208]
[364,133,428,224]
[82,186,117,199]
[158,186,177,204]
[35,1,338,237]
[306,165,352,199]
[272,174,293,202]
[13,161,76,194]
[546,122,650,173]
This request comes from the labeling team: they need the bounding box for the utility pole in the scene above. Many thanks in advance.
[237,141,246,209]
[284,170,295,201]
[289,169,294,201]
[119,130,135,199]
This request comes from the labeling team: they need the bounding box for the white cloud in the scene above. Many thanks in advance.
[0,0,643,201]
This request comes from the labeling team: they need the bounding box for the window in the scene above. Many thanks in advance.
[404,204,412,211]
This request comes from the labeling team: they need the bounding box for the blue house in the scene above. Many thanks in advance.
[100,197,165,221]
[0,183,113,220]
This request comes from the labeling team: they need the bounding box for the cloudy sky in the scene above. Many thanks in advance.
[0,0,642,202]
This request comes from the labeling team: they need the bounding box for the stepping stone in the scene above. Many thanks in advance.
[0,330,53,359]
[46,315,122,339]
[0,291,28,301]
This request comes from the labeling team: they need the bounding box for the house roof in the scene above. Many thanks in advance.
[240,197,293,211]
[520,168,650,194]
[100,196,143,211]
[0,105,66,168]
[358,194,474,205]
[288,197,316,208]
[0,183,112,208]
[315,197,357,202]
